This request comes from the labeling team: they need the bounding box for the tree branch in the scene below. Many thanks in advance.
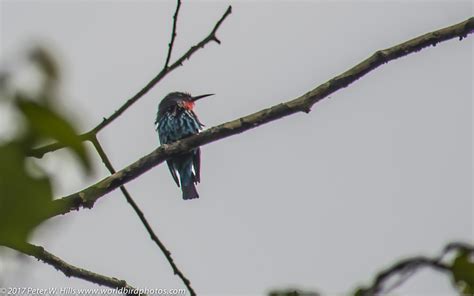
[27,4,232,159]
[8,243,143,295]
[90,136,196,296]
[358,257,450,295]
[28,132,95,159]
[164,0,181,69]
[355,242,474,296]
[45,17,473,218]
[269,242,474,296]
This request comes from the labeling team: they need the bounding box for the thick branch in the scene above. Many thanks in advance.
[90,136,196,296]
[47,17,473,218]
[27,5,232,159]
[9,243,143,294]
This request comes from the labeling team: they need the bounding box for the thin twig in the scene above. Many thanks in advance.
[359,257,450,295]
[27,5,232,159]
[45,17,474,218]
[164,0,181,69]
[382,267,417,295]
[8,243,144,295]
[90,136,196,296]
[356,242,474,296]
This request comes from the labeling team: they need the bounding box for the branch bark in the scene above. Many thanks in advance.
[45,17,473,218]
[8,243,143,295]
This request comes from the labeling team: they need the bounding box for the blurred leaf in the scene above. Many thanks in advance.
[29,46,59,82]
[0,46,91,248]
[16,98,91,172]
[29,46,59,104]
[353,288,366,296]
[451,251,474,294]
[0,142,54,247]
[0,71,8,95]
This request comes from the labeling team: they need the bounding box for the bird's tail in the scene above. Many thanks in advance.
[177,155,199,200]
[182,183,199,200]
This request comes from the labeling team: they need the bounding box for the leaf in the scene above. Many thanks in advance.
[16,98,91,172]
[0,46,89,248]
[0,143,55,247]
[353,288,366,296]
[29,46,59,82]
[0,71,9,95]
[451,250,474,294]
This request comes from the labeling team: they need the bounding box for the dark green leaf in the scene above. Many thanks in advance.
[353,288,366,296]
[17,99,91,172]
[451,251,474,294]
[0,143,54,247]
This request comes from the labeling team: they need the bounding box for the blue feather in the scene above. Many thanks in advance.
[156,103,202,199]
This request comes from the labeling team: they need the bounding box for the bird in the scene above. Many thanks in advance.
[155,92,213,200]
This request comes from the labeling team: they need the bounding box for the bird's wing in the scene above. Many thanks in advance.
[193,148,201,183]
[167,160,180,187]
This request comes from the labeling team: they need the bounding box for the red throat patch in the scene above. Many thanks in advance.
[184,101,195,110]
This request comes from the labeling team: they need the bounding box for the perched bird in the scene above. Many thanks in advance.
[155,92,213,200]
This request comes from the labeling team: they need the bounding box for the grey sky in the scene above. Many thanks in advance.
[0,0,472,295]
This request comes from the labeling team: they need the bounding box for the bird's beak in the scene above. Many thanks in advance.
[191,93,214,102]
